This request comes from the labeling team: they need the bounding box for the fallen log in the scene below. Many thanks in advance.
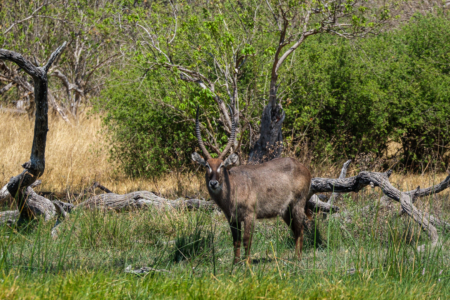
[0,183,338,224]
[0,210,19,225]
[77,191,217,211]
[0,107,27,114]
[307,194,340,213]
[0,180,42,204]
[72,181,113,203]
[310,170,450,248]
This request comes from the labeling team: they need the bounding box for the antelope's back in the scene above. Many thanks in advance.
[229,157,311,217]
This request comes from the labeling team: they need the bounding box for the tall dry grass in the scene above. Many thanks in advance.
[0,112,205,198]
[0,112,448,200]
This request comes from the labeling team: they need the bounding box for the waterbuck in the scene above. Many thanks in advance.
[192,107,312,263]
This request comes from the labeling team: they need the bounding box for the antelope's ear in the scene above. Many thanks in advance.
[192,152,207,167]
[224,153,239,168]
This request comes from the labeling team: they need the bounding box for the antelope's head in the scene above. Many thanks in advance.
[192,106,238,193]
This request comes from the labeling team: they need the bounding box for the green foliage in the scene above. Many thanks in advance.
[283,13,450,169]
[100,68,201,177]
[104,12,450,174]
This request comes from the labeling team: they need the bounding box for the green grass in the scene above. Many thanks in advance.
[0,190,449,299]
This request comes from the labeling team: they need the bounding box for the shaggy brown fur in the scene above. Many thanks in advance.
[193,153,311,263]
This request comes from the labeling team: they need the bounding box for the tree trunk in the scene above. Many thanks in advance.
[248,20,287,163]
[248,102,285,163]
[0,42,67,222]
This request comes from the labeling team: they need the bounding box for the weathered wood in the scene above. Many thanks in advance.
[0,107,27,114]
[22,187,58,221]
[125,265,169,274]
[72,188,338,214]
[248,9,316,163]
[0,184,9,202]
[382,174,450,228]
[69,180,343,214]
[0,210,19,225]
[77,191,217,212]
[0,42,67,221]
[72,181,113,203]
[0,180,42,204]
[0,187,69,226]
[248,103,285,163]
[328,160,352,204]
[307,194,340,213]
[1,169,447,251]
[0,82,14,94]
[407,174,450,200]
[378,173,450,205]
[310,170,449,248]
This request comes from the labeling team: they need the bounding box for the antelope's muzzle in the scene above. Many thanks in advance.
[209,180,219,190]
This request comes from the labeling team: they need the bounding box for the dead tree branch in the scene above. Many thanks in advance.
[328,159,352,204]
[0,180,42,204]
[310,170,450,248]
[0,42,67,221]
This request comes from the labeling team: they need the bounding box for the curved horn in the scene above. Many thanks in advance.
[196,106,212,159]
[219,105,236,160]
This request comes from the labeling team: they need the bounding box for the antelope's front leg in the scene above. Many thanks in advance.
[229,220,242,264]
[243,216,255,264]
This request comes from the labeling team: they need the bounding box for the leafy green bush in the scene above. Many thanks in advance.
[100,65,232,177]
[283,13,450,169]
[100,68,191,177]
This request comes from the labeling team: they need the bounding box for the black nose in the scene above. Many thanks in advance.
[210,180,219,188]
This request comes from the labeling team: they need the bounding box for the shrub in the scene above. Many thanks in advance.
[283,13,450,169]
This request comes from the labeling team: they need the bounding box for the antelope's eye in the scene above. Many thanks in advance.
[206,163,212,173]
[217,163,223,173]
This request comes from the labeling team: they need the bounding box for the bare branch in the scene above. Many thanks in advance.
[275,24,314,74]
[307,194,340,213]
[408,174,450,200]
[167,0,178,45]
[0,50,42,80]
[3,2,47,35]
[310,170,448,248]
[328,159,352,204]
[44,42,67,73]
[84,53,120,84]
[0,82,14,95]
[50,69,83,95]
[138,24,171,63]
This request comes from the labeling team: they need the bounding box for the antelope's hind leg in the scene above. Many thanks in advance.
[243,216,255,264]
[282,203,306,260]
[229,219,242,264]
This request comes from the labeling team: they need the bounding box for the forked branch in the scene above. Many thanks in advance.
[310,169,449,248]
[0,42,67,221]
